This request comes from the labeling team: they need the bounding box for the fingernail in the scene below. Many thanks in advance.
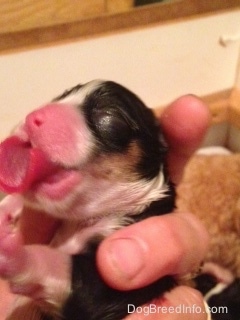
[108,238,146,279]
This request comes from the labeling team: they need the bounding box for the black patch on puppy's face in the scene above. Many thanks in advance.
[82,81,167,180]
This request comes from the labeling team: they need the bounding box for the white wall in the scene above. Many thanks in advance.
[0,9,240,139]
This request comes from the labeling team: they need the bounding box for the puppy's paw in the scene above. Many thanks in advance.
[0,213,23,278]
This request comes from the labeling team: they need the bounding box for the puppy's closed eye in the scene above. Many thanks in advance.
[92,109,135,151]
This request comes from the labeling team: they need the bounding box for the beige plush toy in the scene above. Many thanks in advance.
[177,150,240,278]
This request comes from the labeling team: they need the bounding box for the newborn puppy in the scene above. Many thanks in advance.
[0,80,176,319]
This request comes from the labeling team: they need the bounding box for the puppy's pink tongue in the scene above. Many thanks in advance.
[0,136,56,193]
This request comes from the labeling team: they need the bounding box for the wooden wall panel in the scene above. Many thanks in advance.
[106,0,134,13]
[0,1,239,53]
[0,0,105,34]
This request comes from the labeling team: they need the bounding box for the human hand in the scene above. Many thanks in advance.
[97,95,211,319]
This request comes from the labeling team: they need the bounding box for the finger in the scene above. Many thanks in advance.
[160,95,211,184]
[97,213,209,290]
[125,286,209,320]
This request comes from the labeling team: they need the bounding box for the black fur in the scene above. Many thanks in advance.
[194,273,218,295]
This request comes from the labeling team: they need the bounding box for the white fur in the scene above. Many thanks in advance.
[51,215,133,254]
[57,80,103,106]
[27,165,167,220]
[28,167,168,254]
[51,167,167,254]
[204,283,228,302]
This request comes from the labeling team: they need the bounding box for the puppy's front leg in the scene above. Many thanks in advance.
[0,214,71,317]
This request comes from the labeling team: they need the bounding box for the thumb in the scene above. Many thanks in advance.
[96,213,209,290]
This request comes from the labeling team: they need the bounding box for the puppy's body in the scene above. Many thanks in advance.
[0,81,176,319]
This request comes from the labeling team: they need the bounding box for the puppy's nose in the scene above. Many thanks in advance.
[25,103,62,136]
[29,113,44,128]
[26,107,48,131]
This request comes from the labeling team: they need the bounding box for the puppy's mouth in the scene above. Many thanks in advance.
[32,168,81,200]
[0,136,81,199]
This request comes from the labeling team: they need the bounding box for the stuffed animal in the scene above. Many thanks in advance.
[0,80,176,320]
[177,150,240,319]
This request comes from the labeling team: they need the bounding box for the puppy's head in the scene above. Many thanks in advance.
[0,80,169,219]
